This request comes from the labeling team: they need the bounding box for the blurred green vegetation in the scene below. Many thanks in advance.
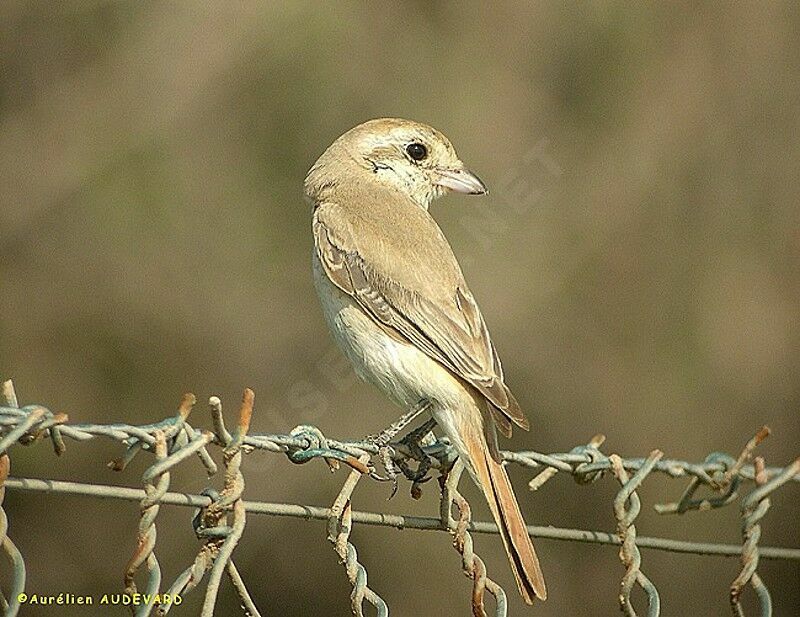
[1,2,798,615]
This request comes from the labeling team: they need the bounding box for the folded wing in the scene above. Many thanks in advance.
[314,205,529,444]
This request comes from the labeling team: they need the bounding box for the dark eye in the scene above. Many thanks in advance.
[406,142,427,161]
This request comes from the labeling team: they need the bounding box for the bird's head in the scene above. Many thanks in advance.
[305,118,487,210]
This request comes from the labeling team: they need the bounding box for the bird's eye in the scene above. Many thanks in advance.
[406,142,428,161]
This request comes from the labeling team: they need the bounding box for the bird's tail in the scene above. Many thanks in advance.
[463,423,547,603]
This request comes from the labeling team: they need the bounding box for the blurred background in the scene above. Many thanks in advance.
[1,1,798,615]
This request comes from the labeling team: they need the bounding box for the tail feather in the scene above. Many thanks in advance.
[467,437,547,603]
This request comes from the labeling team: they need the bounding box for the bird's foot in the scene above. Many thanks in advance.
[367,445,401,499]
[394,418,438,499]
[366,416,439,500]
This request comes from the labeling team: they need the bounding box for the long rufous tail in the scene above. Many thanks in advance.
[466,433,547,603]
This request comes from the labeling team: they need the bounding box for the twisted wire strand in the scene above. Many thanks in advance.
[158,512,214,617]
[200,389,254,617]
[327,452,388,617]
[730,456,800,617]
[440,460,507,617]
[610,451,663,617]
[155,390,256,617]
[124,430,168,617]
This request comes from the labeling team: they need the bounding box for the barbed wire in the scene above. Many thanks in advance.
[0,379,798,617]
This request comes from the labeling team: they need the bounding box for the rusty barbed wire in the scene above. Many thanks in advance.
[327,453,388,617]
[440,459,508,617]
[124,430,168,617]
[609,451,663,617]
[730,455,800,617]
[157,389,256,617]
[0,379,798,616]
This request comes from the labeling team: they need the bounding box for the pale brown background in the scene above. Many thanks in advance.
[1,2,798,616]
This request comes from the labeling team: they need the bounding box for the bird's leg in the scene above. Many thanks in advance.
[365,399,431,447]
[395,417,439,491]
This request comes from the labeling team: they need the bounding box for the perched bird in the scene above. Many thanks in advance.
[305,118,546,603]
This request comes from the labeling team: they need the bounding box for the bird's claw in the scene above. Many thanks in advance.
[366,418,438,500]
[366,445,402,499]
[394,455,431,482]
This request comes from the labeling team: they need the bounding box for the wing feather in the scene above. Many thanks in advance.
[313,207,529,432]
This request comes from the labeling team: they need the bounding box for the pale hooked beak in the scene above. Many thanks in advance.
[435,167,487,195]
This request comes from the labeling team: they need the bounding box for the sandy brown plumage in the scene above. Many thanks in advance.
[307,118,546,602]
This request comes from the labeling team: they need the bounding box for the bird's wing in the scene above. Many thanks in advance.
[313,204,528,437]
